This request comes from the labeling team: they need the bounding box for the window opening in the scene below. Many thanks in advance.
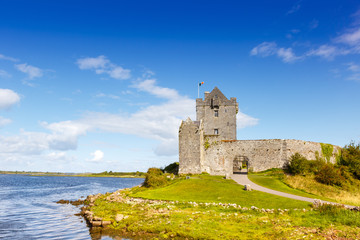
[214,110,219,117]
[214,129,219,135]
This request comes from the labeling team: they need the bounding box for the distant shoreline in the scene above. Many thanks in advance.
[0,171,145,178]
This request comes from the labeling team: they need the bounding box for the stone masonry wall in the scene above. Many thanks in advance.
[178,119,202,174]
[203,138,341,174]
[285,139,341,163]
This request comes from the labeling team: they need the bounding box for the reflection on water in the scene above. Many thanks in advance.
[0,174,143,240]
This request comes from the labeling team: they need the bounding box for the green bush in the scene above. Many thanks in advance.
[143,168,169,188]
[286,153,309,175]
[340,142,360,179]
[307,159,326,174]
[315,164,345,187]
[163,162,179,175]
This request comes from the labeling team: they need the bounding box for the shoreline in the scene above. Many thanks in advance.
[0,172,145,178]
[74,185,360,239]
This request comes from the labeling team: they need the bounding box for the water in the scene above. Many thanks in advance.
[0,174,144,240]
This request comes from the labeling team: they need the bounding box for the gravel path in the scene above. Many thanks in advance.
[231,171,314,203]
[231,169,357,209]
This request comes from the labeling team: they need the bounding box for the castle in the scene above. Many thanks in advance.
[179,87,341,175]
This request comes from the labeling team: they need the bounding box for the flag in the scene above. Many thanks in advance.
[199,81,204,86]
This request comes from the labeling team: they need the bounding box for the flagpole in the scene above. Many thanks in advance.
[198,83,199,98]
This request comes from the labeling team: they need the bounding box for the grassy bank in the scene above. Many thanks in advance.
[83,174,360,239]
[283,175,360,206]
[248,169,360,206]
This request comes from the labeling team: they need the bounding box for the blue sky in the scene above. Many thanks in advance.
[1,0,360,172]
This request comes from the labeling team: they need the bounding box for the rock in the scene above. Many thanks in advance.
[313,199,322,208]
[85,210,93,216]
[102,220,112,226]
[70,199,84,206]
[93,216,103,221]
[244,184,252,191]
[115,214,124,222]
[91,221,102,227]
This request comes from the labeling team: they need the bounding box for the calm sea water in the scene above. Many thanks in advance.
[0,174,144,240]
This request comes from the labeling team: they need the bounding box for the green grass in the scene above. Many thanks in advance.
[84,174,360,239]
[131,175,310,209]
[88,189,360,240]
[248,169,360,206]
[248,170,332,201]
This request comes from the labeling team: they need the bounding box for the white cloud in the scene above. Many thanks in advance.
[250,42,277,57]
[277,48,299,63]
[95,93,120,99]
[345,62,360,81]
[0,120,90,155]
[41,120,91,151]
[347,62,360,72]
[90,150,104,162]
[109,66,131,80]
[76,55,131,80]
[336,28,360,46]
[15,63,43,79]
[250,42,300,63]
[0,69,11,78]
[0,53,18,62]
[0,130,49,155]
[286,2,301,15]
[306,45,349,60]
[0,89,20,110]
[132,79,180,99]
[347,73,360,81]
[76,55,109,69]
[47,151,68,161]
[0,116,12,127]
[237,112,259,129]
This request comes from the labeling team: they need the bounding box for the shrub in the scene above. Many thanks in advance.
[315,164,345,187]
[143,168,169,188]
[340,142,360,179]
[307,159,326,174]
[163,162,179,175]
[286,153,309,175]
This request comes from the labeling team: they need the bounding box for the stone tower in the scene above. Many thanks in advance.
[196,87,238,140]
[178,87,238,174]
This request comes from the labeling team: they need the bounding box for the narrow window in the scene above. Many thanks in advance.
[214,129,219,135]
[214,110,219,117]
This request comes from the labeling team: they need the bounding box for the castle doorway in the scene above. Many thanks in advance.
[233,156,248,174]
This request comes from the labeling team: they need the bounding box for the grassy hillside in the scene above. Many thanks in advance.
[249,169,360,206]
[131,174,310,209]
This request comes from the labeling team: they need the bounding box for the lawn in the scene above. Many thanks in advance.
[131,174,310,209]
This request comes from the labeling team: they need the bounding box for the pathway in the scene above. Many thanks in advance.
[231,169,357,209]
